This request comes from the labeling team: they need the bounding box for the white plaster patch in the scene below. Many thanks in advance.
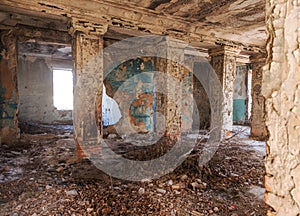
[102,85,122,126]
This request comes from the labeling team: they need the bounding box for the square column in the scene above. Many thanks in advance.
[250,53,267,139]
[70,18,107,157]
[155,38,186,142]
[0,30,20,144]
[209,46,240,136]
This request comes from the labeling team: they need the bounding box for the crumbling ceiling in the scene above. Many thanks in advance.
[107,0,266,47]
[0,0,266,56]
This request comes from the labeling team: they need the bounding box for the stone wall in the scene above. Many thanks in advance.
[263,0,300,215]
[18,56,72,124]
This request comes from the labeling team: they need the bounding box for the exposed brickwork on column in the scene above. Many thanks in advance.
[0,30,20,144]
[209,46,240,136]
[250,54,267,139]
[71,19,106,158]
[264,0,300,215]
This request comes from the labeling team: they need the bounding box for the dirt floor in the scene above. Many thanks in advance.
[0,125,270,215]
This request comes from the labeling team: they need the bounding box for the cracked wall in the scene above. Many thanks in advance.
[17,56,73,124]
[264,0,300,215]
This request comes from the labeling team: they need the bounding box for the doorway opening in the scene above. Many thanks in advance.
[53,68,73,111]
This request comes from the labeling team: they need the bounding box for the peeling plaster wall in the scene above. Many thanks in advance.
[17,56,72,124]
[104,55,193,135]
[233,65,247,124]
[105,58,155,134]
[0,31,19,144]
[264,0,300,215]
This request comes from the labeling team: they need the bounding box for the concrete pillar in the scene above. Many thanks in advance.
[209,46,240,136]
[155,38,186,142]
[264,0,300,215]
[70,18,107,157]
[250,53,267,139]
[0,30,19,144]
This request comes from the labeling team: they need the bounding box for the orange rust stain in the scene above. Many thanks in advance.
[131,93,153,107]
[122,66,126,73]
[128,93,154,130]
[0,59,15,100]
[77,140,87,158]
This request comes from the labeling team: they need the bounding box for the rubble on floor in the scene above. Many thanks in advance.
[0,128,270,215]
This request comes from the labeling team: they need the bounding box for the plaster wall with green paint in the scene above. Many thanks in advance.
[233,65,248,124]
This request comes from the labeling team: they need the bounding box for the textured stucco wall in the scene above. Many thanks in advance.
[264,0,300,215]
[18,56,72,124]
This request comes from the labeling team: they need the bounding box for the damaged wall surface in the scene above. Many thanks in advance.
[264,0,300,215]
[105,57,155,133]
[233,65,247,124]
[104,56,194,134]
[0,31,19,143]
[17,55,72,124]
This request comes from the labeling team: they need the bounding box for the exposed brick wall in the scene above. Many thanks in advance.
[264,0,300,215]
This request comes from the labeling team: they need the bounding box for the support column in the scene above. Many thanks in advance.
[250,53,267,139]
[155,38,186,142]
[0,30,19,144]
[70,18,107,158]
[209,46,240,136]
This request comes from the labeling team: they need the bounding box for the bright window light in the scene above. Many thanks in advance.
[53,69,73,110]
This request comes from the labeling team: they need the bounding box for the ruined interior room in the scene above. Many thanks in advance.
[0,0,299,215]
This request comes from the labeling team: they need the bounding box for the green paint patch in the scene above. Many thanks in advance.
[233,99,246,123]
